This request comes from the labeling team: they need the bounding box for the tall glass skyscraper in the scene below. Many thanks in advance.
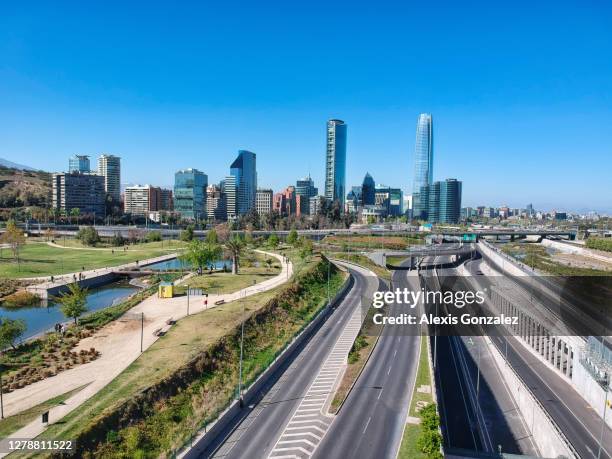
[361,173,375,206]
[412,114,433,194]
[325,119,347,208]
[230,150,257,215]
[68,155,90,173]
[174,168,208,220]
[97,154,121,202]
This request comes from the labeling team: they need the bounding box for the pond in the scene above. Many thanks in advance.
[0,281,139,340]
[144,257,232,271]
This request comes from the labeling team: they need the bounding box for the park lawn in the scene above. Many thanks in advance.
[21,253,343,456]
[52,238,185,251]
[398,423,425,459]
[323,234,424,251]
[177,255,281,295]
[0,384,89,438]
[0,242,182,278]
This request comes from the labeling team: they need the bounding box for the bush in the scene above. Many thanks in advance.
[146,231,162,242]
[2,290,41,308]
[110,232,125,247]
[77,226,100,246]
[417,403,442,458]
[180,225,195,242]
[586,237,612,253]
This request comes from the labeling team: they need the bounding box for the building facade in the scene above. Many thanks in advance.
[256,188,273,215]
[97,154,121,202]
[52,172,106,215]
[206,184,227,221]
[230,150,257,216]
[362,173,375,206]
[69,155,90,173]
[159,188,173,211]
[413,114,433,194]
[324,119,347,208]
[174,168,208,220]
[295,176,318,215]
[438,179,462,223]
[124,185,162,216]
[273,186,301,217]
[375,185,403,217]
[223,176,237,220]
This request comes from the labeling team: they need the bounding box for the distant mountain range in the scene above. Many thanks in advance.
[0,158,36,171]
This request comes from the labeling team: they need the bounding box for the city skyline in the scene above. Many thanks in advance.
[1,2,611,212]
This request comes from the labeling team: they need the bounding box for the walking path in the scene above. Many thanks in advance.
[2,250,292,449]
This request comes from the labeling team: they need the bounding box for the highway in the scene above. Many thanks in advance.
[312,262,421,459]
[186,262,380,459]
[463,256,612,459]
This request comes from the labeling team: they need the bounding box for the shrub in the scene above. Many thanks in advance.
[77,226,100,246]
[146,231,162,242]
[2,290,40,308]
[586,237,612,253]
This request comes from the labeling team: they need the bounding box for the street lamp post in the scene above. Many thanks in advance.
[186,284,190,316]
[238,290,246,407]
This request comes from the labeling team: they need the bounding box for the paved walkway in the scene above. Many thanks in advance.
[2,250,292,449]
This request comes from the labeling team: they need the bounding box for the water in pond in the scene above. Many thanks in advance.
[0,282,138,340]
[145,258,231,271]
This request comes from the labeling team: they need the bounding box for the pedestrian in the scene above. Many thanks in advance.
[50,275,54,283]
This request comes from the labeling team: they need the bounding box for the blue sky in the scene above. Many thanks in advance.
[1,1,611,212]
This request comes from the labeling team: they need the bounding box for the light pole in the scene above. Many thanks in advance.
[186,284,190,316]
[0,370,4,419]
[238,290,246,407]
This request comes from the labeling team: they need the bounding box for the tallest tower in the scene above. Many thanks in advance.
[412,113,434,194]
[324,119,347,208]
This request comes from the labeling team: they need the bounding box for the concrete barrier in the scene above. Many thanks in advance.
[178,268,354,459]
[486,335,578,458]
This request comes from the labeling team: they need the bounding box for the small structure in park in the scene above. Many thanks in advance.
[158,282,174,298]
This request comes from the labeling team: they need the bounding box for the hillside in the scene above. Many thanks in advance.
[0,157,36,171]
[0,165,52,208]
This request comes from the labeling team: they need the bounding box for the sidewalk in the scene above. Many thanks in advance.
[1,250,292,447]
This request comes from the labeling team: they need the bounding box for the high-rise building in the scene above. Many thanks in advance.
[324,119,347,208]
[52,172,106,216]
[361,173,376,206]
[159,188,173,211]
[413,114,433,194]
[223,175,237,220]
[346,186,362,214]
[230,150,257,215]
[438,179,462,223]
[256,188,273,215]
[206,184,227,221]
[375,185,403,217]
[124,185,162,216]
[295,176,318,215]
[309,196,323,216]
[69,155,90,173]
[174,168,208,220]
[97,154,121,202]
[273,186,301,217]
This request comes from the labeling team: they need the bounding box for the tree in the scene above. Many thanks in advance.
[43,227,56,242]
[224,236,245,275]
[181,240,222,273]
[0,220,26,264]
[299,238,314,260]
[267,233,279,249]
[215,223,230,243]
[205,229,218,244]
[55,283,88,324]
[110,232,125,247]
[180,225,195,242]
[287,228,298,245]
[264,257,273,271]
[0,317,26,350]
[70,207,81,225]
[146,230,162,242]
[76,226,100,246]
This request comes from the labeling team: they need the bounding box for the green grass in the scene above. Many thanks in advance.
[0,384,88,438]
[386,255,409,267]
[409,335,433,416]
[398,423,426,459]
[18,252,344,458]
[326,251,392,281]
[0,241,183,278]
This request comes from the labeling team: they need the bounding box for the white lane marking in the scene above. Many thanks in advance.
[363,416,372,434]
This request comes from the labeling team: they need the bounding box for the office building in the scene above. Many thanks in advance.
[230,150,257,215]
[69,155,90,173]
[309,196,323,216]
[346,186,362,214]
[375,185,403,217]
[206,184,227,221]
[124,185,162,216]
[295,176,318,215]
[413,114,433,194]
[256,188,274,215]
[174,168,208,220]
[160,188,173,211]
[223,175,237,220]
[324,119,347,208]
[415,178,462,223]
[52,172,105,216]
[97,154,121,202]
[362,173,375,206]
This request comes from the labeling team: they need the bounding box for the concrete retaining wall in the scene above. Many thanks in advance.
[179,268,354,459]
[486,336,578,458]
[542,238,611,264]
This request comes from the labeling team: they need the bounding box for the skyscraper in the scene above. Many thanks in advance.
[174,168,208,220]
[295,175,318,214]
[438,179,462,223]
[97,154,121,202]
[361,173,375,206]
[324,119,347,208]
[69,155,90,173]
[412,114,433,194]
[230,150,257,215]
[52,172,105,215]
[256,188,274,215]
